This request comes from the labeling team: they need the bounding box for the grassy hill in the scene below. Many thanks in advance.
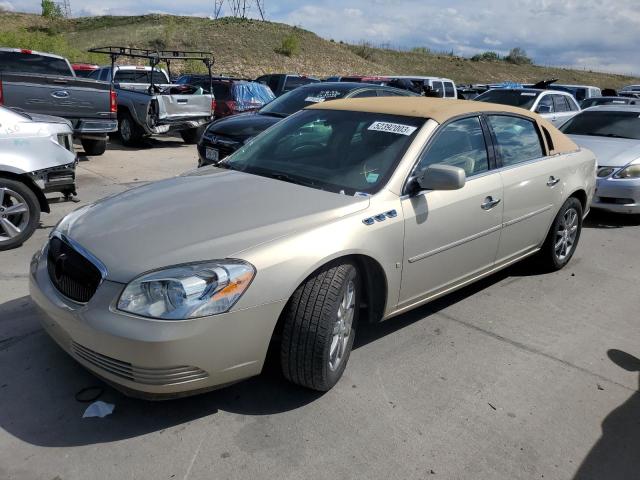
[1,12,637,89]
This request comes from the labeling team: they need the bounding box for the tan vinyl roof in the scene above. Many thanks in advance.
[307,97,578,155]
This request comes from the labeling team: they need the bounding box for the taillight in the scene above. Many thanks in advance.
[110,89,117,113]
[0,79,3,106]
[20,49,33,54]
[211,98,216,114]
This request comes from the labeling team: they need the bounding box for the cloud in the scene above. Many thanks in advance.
[11,0,640,75]
[0,1,15,11]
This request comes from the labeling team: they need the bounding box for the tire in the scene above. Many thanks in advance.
[538,197,583,271]
[0,179,41,251]
[118,112,143,146]
[280,261,360,391]
[81,138,107,156]
[180,126,205,144]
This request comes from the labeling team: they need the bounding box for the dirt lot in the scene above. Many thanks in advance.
[0,139,638,480]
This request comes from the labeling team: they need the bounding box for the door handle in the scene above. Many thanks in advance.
[481,197,501,210]
[547,176,560,187]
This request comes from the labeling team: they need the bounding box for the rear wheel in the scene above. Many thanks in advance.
[539,197,583,271]
[118,112,144,146]
[81,138,107,156]
[280,261,359,391]
[180,126,206,144]
[0,179,41,251]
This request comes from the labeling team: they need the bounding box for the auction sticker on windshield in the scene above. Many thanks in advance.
[305,97,326,103]
[368,121,418,136]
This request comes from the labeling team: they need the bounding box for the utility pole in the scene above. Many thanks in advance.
[56,0,71,17]
[213,0,265,20]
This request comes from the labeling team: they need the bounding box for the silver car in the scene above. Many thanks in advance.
[560,105,640,214]
[1,107,76,250]
[30,98,596,398]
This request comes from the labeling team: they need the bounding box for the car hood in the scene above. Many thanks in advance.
[207,112,282,139]
[58,168,369,283]
[569,135,640,167]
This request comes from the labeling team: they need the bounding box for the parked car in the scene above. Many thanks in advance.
[0,48,117,156]
[560,105,640,214]
[392,76,458,98]
[88,47,215,146]
[620,85,640,93]
[255,74,319,96]
[580,96,636,109]
[31,97,595,398]
[175,75,275,118]
[475,88,581,126]
[197,82,417,166]
[0,106,76,250]
[547,84,602,102]
[71,63,99,78]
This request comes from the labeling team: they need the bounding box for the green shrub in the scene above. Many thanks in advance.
[41,0,63,19]
[471,51,501,62]
[505,47,533,65]
[275,33,300,57]
[350,41,375,61]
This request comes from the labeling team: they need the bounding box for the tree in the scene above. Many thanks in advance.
[505,47,532,65]
[41,0,63,18]
[471,51,501,62]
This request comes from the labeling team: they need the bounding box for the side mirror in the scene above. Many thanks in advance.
[536,104,552,114]
[416,164,466,191]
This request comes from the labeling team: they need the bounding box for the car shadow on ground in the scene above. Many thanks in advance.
[584,209,640,229]
[572,349,640,480]
[106,136,190,152]
[0,259,581,448]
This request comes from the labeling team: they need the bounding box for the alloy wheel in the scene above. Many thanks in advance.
[0,188,30,243]
[554,207,579,262]
[329,280,356,371]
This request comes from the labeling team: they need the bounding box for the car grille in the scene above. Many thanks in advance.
[47,236,103,303]
[72,342,209,386]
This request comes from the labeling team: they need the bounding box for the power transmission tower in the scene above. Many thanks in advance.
[214,0,265,20]
[56,0,72,17]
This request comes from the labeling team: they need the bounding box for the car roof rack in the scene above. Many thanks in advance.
[88,46,215,92]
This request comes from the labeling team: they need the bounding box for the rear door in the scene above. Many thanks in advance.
[399,116,504,307]
[488,114,563,263]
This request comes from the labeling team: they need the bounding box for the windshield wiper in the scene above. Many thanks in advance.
[263,171,319,189]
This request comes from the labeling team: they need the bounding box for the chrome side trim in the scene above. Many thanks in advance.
[407,204,552,264]
[408,224,502,263]
[502,204,553,228]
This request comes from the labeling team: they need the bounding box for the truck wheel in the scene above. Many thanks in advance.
[119,112,143,146]
[538,197,583,271]
[280,261,360,391]
[0,179,41,251]
[81,139,107,156]
[180,126,205,145]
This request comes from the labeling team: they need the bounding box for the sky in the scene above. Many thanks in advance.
[6,0,640,75]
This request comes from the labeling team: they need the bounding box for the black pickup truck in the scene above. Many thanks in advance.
[0,48,118,155]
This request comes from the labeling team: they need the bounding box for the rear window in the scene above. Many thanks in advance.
[114,69,169,84]
[232,82,275,106]
[0,51,72,76]
[444,82,455,97]
[476,90,540,109]
[560,111,640,140]
[283,76,319,93]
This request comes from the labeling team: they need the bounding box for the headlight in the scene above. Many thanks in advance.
[117,260,255,320]
[614,164,640,179]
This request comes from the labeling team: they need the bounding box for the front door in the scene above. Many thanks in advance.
[399,116,504,308]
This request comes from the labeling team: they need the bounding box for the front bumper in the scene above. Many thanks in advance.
[29,246,286,399]
[28,160,77,195]
[196,135,243,167]
[592,176,640,214]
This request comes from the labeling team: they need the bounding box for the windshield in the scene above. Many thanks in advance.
[222,109,425,195]
[475,89,540,109]
[114,69,169,84]
[260,86,351,117]
[560,111,640,140]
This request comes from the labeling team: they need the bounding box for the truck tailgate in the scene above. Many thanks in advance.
[1,73,113,121]
[156,94,212,121]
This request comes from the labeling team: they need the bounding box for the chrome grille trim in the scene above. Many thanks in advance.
[71,342,209,386]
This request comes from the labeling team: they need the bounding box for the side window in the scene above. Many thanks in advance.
[100,69,109,81]
[487,115,544,167]
[444,82,455,98]
[432,81,444,98]
[268,76,280,93]
[351,89,378,98]
[414,117,489,177]
[536,95,554,113]
[553,95,570,112]
[567,96,579,112]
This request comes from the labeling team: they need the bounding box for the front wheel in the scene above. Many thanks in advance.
[81,138,107,156]
[180,126,206,144]
[0,179,41,251]
[539,197,583,271]
[280,261,360,391]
